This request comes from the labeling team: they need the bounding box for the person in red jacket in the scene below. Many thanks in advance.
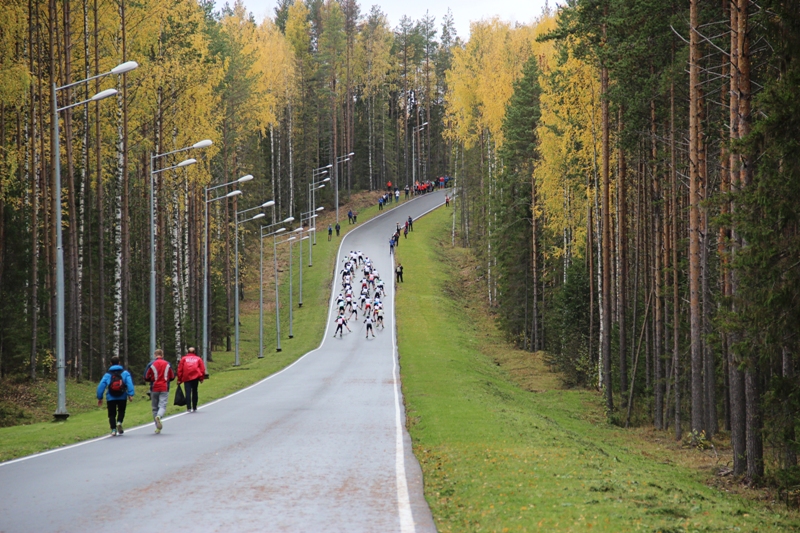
[178,347,206,413]
[144,349,175,434]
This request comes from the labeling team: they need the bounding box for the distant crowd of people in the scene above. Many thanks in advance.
[334,251,388,339]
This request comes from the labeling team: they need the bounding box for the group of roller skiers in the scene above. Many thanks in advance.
[96,347,207,437]
[334,250,388,339]
[389,216,414,255]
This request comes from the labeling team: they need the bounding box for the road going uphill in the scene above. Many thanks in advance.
[0,190,447,533]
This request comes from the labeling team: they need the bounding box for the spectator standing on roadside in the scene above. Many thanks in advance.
[348,210,353,224]
[177,347,206,413]
[96,355,135,437]
[335,222,341,236]
[328,224,333,241]
[408,216,413,231]
[144,349,175,434]
[396,263,404,283]
[445,195,450,207]
[353,211,358,223]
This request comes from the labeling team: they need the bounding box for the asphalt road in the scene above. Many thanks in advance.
[0,189,447,533]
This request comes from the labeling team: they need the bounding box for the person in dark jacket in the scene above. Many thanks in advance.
[96,356,135,436]
[177,347,206,413]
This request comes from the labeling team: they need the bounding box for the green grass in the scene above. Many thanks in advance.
[0,190,405,462]
[396,207,799,533]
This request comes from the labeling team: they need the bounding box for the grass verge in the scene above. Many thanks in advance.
[395,206,799,532]
[0,190,406,462]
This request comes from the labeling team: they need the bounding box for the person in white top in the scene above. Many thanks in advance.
[364,315,375,338]
[334,312,350,337]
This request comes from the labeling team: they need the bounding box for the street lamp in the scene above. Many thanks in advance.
[234,202,273,366]
[412,122,428,188]
[151,140,212,361]
[287,227,304,338]
[298,207,323,300]
[259,220,292,358]
[274,231,298,352]
[334,152,354,224]
[310,166,331,243]
[203,174,252,367]
[52,59,138,420]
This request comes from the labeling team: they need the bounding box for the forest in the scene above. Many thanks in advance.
[0,0,454,375]
[0,0,798,491]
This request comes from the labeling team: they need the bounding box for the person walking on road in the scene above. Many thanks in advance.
[328,224,333,241]
[144,349,175,434]
[335,222,341,236]
[396,263,404,283]
[177,347,206,413]
[96,355,135,436]
[389,238,395,255]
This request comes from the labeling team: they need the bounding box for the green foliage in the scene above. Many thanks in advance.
[397,207,800,531]
[545,262,595,387]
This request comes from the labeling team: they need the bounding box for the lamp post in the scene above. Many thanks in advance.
[412,122,427,188]
[335,152,354,224]
[233,201,274,366]
[52,59,138,420]
[273,230,297,352]
[287,227,304,338]
[203,175,252,368]
[150,140,212,361]
[259,220,293,358]
[298,208,323,304]
[310,166,331,245]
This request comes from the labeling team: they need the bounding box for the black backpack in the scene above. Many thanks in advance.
[108,369,128,396]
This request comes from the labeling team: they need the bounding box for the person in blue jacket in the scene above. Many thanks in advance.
[96,355,135,436]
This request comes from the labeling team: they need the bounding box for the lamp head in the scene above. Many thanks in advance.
[251,213,265,220]
[226,190,242,198]
[274,228,286,234]
[177,158,197,168]
[283,216,295,223]
[322,177,331,183]
[348,152,355,156]
[111,61,139,75]
[316,206,325,212]
[91,88,118,101]
[238,174,254,183]
[262,200,276,208]
[193,139,213,149]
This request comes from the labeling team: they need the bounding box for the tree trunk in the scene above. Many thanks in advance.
[29,0,39,380]
[670,73,681,440]
[728,0,746,476]
[618,110,627,396]
[652,99,663,430]
[93,0,105,371]
[689,0,704,438]
[601,62,612,413]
